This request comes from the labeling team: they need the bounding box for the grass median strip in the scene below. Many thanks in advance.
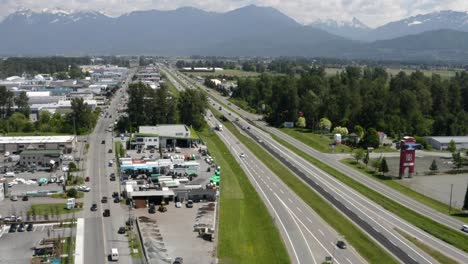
[271,135,468,253]
[220,121,398,264]
[341,158,466,221]
[198,127,290,264]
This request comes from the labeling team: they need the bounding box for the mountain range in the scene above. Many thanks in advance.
[2,5,468,61]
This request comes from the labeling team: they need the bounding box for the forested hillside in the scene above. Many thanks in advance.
[232,67,468,137]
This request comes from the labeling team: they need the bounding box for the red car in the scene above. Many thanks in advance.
[85,176,90,182]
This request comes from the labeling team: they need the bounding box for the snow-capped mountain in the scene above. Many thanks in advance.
[309,17,370,40]
[2,8,110,25]
[368,10,468,41]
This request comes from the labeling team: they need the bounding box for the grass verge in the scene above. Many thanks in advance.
[279,128,352,153]
[198,127,290,264]
[341,159,466,221]
[62,236,75,264]
[394,229,459,264]
[270,135,468,253]
[220,121,398,264]
[128,230,143,258]
[51,192,84,199]
[29,204,82,215]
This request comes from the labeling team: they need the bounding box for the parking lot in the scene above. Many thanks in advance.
[136,202,216,264]
[0,224,72,264]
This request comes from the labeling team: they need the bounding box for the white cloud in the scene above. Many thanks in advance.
[0,0,467,27]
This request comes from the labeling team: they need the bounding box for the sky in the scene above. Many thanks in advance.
[1,0,468,27]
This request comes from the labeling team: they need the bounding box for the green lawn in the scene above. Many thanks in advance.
[164,76,180,97]
[220,120,398,264]
[198,127,290,264]
[127,230,143,258]
[270,135,468,253]
[279,128,352,153]
[341,159,466,221]
[395,229,458,264]
[29,204,82,216]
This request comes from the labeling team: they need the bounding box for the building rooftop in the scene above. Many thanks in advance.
[20,149,63,155]
[426,136,468,144]
[0,136,75,144]
[139,125,191,138]
[129,190,175,197]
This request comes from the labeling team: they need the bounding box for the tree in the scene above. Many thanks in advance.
[448,140,457,153]
[354,125,365,139]
[332,126,349,136]
[296,116,306,128]
[353,149,365,163]
[319,117,332,132]
[364,128,380,148]
[66,188,78,198]
[379,157,390,176]
[452,152,463,169]
[178,89,207,130]
[370,156,382,172]
[14,91,30,117]
[429,159,439,173]
[462,184,468,210]
[8,112,29,132]
[363,151,370,168]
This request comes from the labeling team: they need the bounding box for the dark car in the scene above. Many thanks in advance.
[114,197,120,203]
[108,149,112,153]
[173,257,184,264]
[85,176,90,182]
[91,203,98,211]
[112,192,119,197]
[148,204,156,214]
[149,149,155,153]
[27,223,34,231]
[337,240,347,249]
[8,224,17,233]
[22,196,29,201]
[101,196,108,203]
[103,209,110,217]
[110,175,116,181]
[186,200,194,208]
[118,227,126,234]
[101,140,106,144]
[17,223,25,232]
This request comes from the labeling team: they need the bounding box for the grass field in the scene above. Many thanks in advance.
[217,119,398,264]
[198,127,290,264]
[29,204,82,215]
[325,67,461,79]
[395,228,458,264]
[279,128,352,153]
[269,135,468,253]
[165,76,180,97]
[183,69,261,77]
[341,159,466,221]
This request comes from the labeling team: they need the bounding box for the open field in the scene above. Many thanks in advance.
[183,69,261,77]
[325,67,461,79]
[216,118,398,264]
[198,127,290,264]
[279,128,352,153]
[29,203,82,215]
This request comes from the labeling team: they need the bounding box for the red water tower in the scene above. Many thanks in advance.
[399,136,421,178]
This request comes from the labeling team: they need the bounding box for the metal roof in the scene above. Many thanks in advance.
[129,190,175,197]
[0,136,75,144]
[426,136,468,144]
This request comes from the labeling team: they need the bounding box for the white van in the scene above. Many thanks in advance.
[110,248,119,261]
[4,172,15,178]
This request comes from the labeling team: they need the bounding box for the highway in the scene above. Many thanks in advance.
[82,68,136,264]
[163,65,366,263]
[165,66,468,263]
[205,109,366,264]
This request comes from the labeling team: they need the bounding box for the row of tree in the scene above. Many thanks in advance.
[119,82,207,131]
[232,67,468,137]
[175,60,236,70]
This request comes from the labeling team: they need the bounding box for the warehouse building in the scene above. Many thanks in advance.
[0,136,76,154]
[426,136,468,150]
[19,149,62,166]
[132,125,201,150]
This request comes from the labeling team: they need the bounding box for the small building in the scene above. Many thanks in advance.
[187,188,216,202]
[426,136,468,150]
[132,125,201,150]
[129,189,175,208]
[0,136,76,154]
[19,149,62,167]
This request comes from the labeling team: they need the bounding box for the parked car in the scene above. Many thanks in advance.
[101,196,108,203]
[78,186,91,192]
[186,200,193,208]
[8,224,17,233]
[4,151,10,157]
[173,257,184,264]
[118,227,126,234]
[17,223,25,232]
[22,196,28,201]
[175,202,182,208]
[337,240,347,249]
[103,209,110,217]
[10,195,18,201]
[148,204,156,214]
[85,176,90,182]
[101,140,105,144]
[91,203,98,211]
[26,223,34,231]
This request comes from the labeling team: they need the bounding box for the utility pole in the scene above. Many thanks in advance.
[449,184,453,214]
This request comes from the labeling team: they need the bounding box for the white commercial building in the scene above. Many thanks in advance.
[0,135,76,154]
[426,136,468,150]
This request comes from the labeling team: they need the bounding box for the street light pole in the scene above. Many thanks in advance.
[449,184,453,214]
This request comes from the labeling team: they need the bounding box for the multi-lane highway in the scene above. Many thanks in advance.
[81,69,135,264]
[164,65,468,263]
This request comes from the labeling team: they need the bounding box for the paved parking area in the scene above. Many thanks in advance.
[0,224,72,264]
[136,202,215,264]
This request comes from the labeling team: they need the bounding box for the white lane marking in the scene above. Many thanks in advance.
[318,229,325,236]
[288,198,293,203]
[307,217,313,224]
[296,207,303,213]
[346,258,353,264]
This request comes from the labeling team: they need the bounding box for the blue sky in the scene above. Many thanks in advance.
[0,0,466,27]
